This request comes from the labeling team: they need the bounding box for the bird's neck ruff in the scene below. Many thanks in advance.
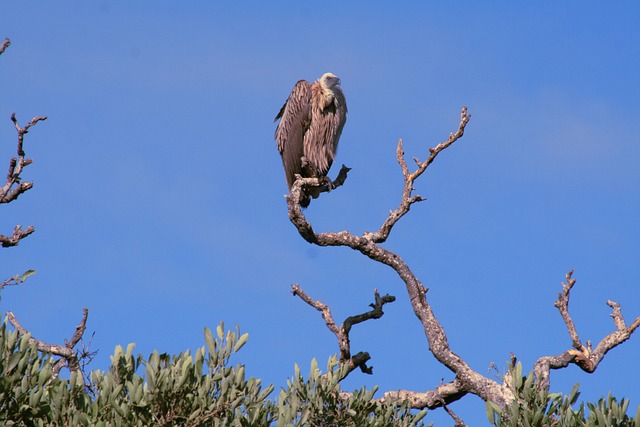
[317,79,335,108]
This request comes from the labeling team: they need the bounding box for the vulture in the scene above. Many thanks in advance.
[274,72,347,207]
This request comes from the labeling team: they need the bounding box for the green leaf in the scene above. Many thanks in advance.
[217,323,225,340]
[293,363,300,379]
[145,362,156,390]
[486,401,501,425]
[567,383,581,405]
[20,270,37,282]
[235,365,245,385]
[126,342,136,355]
[204,327,216,354]
[233,333,249,353]
[7,352,23,372]
[309,358,318,377]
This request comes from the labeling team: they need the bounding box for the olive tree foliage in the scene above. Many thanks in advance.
[0,322,272,426]
[486,362,640,427]
[0,320,427,426]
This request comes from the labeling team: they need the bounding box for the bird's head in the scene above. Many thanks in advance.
[320,72,341,89]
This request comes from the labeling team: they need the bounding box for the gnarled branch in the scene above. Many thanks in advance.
[1,113,48,204]
[533,272,640,389]
[292,284,395,376]
[285,105,639,414]
[7,308,89,382]
[0,110,47,246]
[364,106,470,244]
[287,107,512,408]
[0,224,35,248]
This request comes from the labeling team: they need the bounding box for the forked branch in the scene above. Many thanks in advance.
[1,111,47,247]
[1,113,48,204]
[292,284,395,376]
[533,272,640,389]
[7,308,89,382]
[0,225,35,248]
[365,106,470,244]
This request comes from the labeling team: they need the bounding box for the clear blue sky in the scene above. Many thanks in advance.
[2,2,639,425]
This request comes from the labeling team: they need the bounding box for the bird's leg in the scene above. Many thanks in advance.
[301,156,323,188]
[320,176,333,191]
[300,156,334,198]
[300,157,318,182]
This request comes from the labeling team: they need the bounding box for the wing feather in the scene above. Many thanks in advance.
[275,80,312,189]
[305,82,348,176]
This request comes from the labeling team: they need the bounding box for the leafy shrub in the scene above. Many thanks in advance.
[0,318,427,426]
[487,362,639,427]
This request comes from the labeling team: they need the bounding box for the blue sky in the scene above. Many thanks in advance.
[2,2,639,425]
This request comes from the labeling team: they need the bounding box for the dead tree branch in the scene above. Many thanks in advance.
[287,107,512,408]
[0,41,37,205]
[292,284,395,376]
[0,225,35,248]
[285,105,639,413]
[378,378,468,410]
[1,113,48,204]
[7,308,89,382]
[364,106,470,244]
[443,404,468,427]
[533,272,640,389]
[554,270,583,350]
[0,112,47,246]
[0,38,10,56]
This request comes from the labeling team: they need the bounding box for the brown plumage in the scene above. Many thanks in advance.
[275,73,347,207]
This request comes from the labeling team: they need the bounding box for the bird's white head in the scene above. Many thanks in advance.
[320,72,341,89]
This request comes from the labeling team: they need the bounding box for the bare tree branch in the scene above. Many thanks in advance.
[554,270,584,351]
[1,113,48,204]
[364,106,470,244]
[285,105,639,414]
[0,113,47,247]
[287,107,514,408]
[0,38,10,56]
[0,269,36,290]
[292,284,395,376]
[379,378,468,410]
[0,224,35,248]
[7,308,89,382]
[533,273,640,389]
[443,404,467,427]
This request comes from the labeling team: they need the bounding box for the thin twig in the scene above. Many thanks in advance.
[443,404,467,427]
[0,38,10,56]
[364,106,471,243]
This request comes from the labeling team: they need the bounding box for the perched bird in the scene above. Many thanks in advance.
[275,72,347,207]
